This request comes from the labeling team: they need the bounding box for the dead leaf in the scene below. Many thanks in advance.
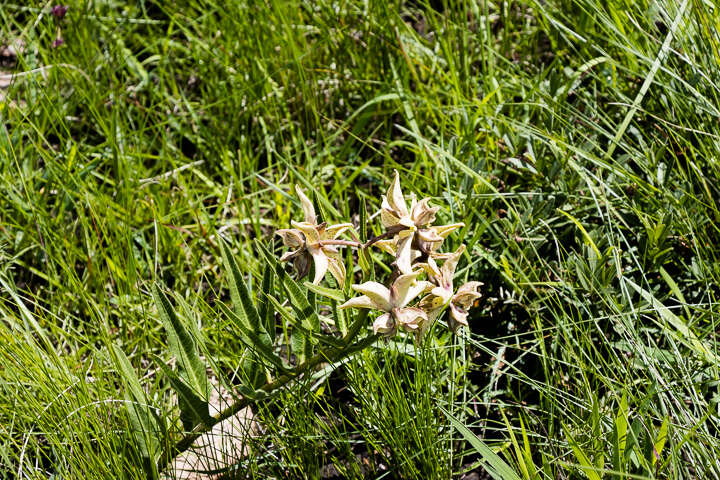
[162,386,257,480]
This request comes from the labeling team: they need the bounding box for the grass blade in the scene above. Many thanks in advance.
[110,345,161,478]
[442,407,522,480]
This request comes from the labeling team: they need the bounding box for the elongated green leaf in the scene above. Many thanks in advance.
[276,264,319,362]
[257,237,318,331]
[113,345,148,407]
[0,275,55,355]
[258,262,276,343]
[612,394,628,477]
[359,197,368,243]
[244,354,265,390]
[303,281,344,302]
[266,293,344,348]
[255,240,316,360]
[312,189,327,225]
[501,410,530,480]
[219,239,272,348]
[153,356,211,429]
[653,417,669,466]
[557,209,601,258]
[442,407,522,480]
[111,345,161,478]
[276,265,319,332]
[254,240,276,268]
[659,266,690,319]
[357,197,372,279]
[344,309,369,345]
[333,293,347,336]
[217,301,290,372]
[518,416,538,480]
[290,331,308,364]
[152,285,208,405]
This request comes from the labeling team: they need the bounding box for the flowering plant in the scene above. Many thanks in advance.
[120,170,482,476]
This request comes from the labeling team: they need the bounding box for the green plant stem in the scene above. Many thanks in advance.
[449,332,457,472]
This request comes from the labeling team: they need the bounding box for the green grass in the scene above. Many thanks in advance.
[2,0,720,478]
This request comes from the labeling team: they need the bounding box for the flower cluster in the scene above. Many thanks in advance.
[276,171,481,340]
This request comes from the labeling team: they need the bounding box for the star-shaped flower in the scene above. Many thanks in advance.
[422,244,466,307]
[417,245,482,333]
[276,185,353,286]
[447,281,482,332]
[380,170,439,231]
[339,271,430,338]
[378,171,439,274]
[374,170,466,275]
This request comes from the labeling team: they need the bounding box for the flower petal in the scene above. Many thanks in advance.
[393,307,427,331]
[326,251,346,287]
[430,223,465,240]
[339,295,377,310]
[390,271,428,307]
[410,198,439,227]
[372,238,398,256]
[418,294,446,322]
[373,313,396,337]
[280,249,301,262]
[310,247,329,285]
[293,252,311,280]
[350,282,392,311]
[417,228,443,243]
[324,223,354,239]
[395,232,415,276]
[291,221,321,246]
[430,285,453,304]
[448,303,469,332]
[380,198,402,228]
[386,170,408,217]
[295,185,317,224]
[440,244,466,288]
[415,256,441,280]
[453,281,483,309]
[275,228,305,249]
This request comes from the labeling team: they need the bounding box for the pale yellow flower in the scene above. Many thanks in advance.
[339,271,430,338]
[374,170,466,275]
[417,245,482,333]
[447,281,482,332]
[378,171,439,274]
[276,185,353,286]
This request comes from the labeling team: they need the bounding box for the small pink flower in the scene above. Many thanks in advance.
[52,38,64,48]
